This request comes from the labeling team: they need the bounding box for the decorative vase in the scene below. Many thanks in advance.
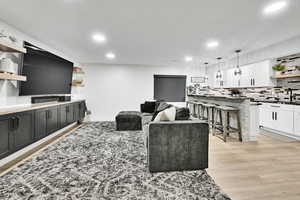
[275,71,282,76]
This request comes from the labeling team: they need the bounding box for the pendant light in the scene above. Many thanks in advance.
[216,57,222,80]
[204,62,209,81]
[234,49,242,76]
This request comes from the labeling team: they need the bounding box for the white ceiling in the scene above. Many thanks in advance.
[0,0,299,65]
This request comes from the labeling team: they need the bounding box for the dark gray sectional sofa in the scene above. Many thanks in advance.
[141,111,209,173]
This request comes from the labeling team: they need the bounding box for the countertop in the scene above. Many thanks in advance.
[187,94,251,101]
[251,100,300,106]
[0,100,85,116]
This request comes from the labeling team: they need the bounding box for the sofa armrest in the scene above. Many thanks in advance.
[147,120,209,172]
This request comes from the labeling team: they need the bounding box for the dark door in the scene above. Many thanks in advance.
[67,104,74,124]
[0,118,13,159]
[60,105,68,128]
[35,109,47,140]
[47,107,59,135]
[13,112,34,151]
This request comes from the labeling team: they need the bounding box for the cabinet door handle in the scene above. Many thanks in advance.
[253,79,255,86]
[9,117,15,131]
[15,117,20,130]
[275,112,277,120]
[272,112,274,120]
[271,105,280,108]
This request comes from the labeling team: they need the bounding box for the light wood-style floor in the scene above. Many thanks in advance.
[208,134,300,200]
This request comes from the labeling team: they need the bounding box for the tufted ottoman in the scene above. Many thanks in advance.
[116,111,142,131]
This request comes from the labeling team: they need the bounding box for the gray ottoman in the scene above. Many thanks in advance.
[116,111,142,131]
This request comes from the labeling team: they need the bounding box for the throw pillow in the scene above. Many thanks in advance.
[151,102,171,121]
[175,107,190,120]
[153,106,176,122]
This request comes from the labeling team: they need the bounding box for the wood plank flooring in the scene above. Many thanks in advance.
[208,133,300,200]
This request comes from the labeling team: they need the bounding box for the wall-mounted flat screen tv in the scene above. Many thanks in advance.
[19,42,73,96]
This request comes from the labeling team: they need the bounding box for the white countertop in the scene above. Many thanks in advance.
[0,100,85,116]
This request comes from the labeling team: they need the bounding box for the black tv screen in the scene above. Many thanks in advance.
[20,42,73,96]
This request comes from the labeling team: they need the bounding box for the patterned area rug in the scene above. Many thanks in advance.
[0,122,231,200]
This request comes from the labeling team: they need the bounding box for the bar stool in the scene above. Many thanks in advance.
[202,103,217,131]
[186,100,197,117]
[213,105,242,142]
[194,101,204,119]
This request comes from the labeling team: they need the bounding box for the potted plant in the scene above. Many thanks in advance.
[272,64,285,76]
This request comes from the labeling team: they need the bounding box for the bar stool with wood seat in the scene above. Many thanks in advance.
[194,101,205,119]
[213,105,242,142]
[186,100,197,117]
[202,103,217,131]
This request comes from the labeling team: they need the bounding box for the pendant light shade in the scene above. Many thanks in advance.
[204,62,209,81]
[234,50,242,76]
[216,57,222,80]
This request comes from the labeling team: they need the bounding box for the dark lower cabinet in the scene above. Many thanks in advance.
[35,110,47,140]
[0,100,86,159]
[0,111,34,159]
[79,101,86,121]
[35,107,59,141]
[13,112,35,151]
[67,104,75,124]
[0,118,12,159]
[60,105,68,128]
[47,107,59,134]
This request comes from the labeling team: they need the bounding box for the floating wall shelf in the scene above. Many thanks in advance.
[0,40,27,53]
[0,73,27,81]
[272,73,300,79]
[73,66,84,73]
[72,81,84,87]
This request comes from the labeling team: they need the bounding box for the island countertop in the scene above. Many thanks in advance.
[187,94,252,102]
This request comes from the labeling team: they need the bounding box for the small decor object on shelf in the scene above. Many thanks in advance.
[191,77,205,83]
[272,64,285,76]
[72,66,85,87]
[296,66,300,71]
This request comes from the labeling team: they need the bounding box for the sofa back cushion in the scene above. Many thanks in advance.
[143,101,157,113]
[175,107,190,120]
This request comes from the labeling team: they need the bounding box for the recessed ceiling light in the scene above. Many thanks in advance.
[264,1,287,15]
[92,33,106,43]
[207,41,219,48]
[106,52,116,59]
[185,56,193,62]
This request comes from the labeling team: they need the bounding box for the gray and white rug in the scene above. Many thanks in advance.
[0,122,231,200]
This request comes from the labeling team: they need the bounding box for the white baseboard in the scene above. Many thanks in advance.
[260,127,300,141]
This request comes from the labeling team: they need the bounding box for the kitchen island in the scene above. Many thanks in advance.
[188,95,260,142]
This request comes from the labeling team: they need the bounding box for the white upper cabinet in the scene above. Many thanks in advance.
[251,60,274,87]
[222,60,275,88]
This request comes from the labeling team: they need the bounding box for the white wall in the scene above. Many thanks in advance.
[82,63,204,121]
[207,35,300,87]
[0,20,81,108]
